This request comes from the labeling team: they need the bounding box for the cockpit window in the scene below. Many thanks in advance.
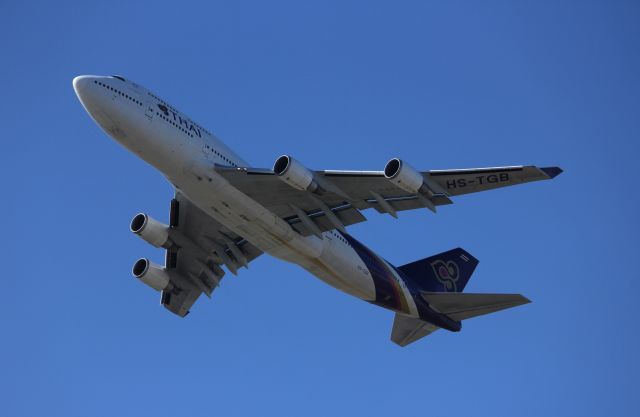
[111,75,126,82]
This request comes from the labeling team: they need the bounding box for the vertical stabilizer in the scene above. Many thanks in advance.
[398,248,478,292]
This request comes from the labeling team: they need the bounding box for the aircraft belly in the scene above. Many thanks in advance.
[314,238,377,301]
[302,262,374,300]
[143,132,379,304]
[174,165,321,258]
[172,169,377,301]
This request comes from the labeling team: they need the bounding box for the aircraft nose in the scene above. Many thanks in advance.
[72,75,95,100]
[72,75,107,114]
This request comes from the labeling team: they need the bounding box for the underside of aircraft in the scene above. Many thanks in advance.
[73,74,562,346]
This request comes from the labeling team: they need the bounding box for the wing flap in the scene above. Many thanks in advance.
[288,205,367,237]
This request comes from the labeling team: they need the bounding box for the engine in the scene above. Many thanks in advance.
[130,213,171,248]
[384,158,433,197]
[132,258,172,291]
[273,155,320,193]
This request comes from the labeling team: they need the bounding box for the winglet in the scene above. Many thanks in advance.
[540,166,563,179]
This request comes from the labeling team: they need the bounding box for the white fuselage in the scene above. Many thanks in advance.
[73,75,418,317]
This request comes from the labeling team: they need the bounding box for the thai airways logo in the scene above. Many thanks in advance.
[430,259,460,292]
[155,103,202,138]
[157,104,169,116]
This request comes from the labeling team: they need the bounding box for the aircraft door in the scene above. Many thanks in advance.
[127,85,152,121]
[143,99,155,121]
[202,143,215,161]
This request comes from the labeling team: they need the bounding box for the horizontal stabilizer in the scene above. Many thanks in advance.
[421,292,530,321]
[391,314,440,347]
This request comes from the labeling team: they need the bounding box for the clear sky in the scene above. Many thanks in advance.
[2,1,639,416]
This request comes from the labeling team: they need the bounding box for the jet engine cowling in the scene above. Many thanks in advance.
[132,258,172,291]
[273,155,320,193]
[130,213,171,248]
[384,158,434,197]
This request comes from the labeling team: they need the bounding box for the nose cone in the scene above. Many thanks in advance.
[73,75,90,94]
[72,75,98,105]
[73,74,118,135]
[72,75,112,121]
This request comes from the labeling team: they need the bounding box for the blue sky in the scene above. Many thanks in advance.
[2,1,639,416]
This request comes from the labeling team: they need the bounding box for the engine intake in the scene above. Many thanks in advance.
[273,155,320,193]
[384,158,433,197]
[132,258,172,291]
[130,213,171,248]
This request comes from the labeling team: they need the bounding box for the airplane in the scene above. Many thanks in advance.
[73,74,562,346]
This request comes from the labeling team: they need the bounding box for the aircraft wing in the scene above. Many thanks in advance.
[214,164,562,237]
[160,192,263,316]
[428,166,563,196]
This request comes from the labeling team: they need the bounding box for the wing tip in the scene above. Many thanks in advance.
[540,166,563,179]
[519,294,532,305]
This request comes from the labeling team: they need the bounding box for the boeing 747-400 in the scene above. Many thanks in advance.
[73,75,562,346]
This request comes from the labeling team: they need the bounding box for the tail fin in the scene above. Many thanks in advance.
[398,248,478,292]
